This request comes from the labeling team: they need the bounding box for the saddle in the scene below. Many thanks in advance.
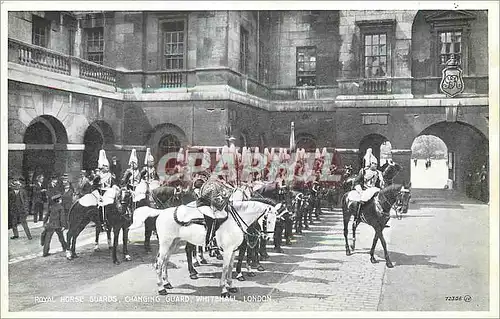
[347,189,384,217]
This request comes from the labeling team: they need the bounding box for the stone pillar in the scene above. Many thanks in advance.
[65,150,84,184]
[8,150,24,178]
[392,151,412,185]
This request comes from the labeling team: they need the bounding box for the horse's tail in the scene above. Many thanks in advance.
[129,206,162,230]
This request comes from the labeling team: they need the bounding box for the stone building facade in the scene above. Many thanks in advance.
[7,10,489,192]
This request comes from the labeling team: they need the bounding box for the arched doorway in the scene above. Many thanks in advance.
[410,135,449,189]
[83,121,115,170]
[23,115,69,183]
[158,134,181,174]
[358,133,389,169]
[296,133,317,151]
[415,121,488,198]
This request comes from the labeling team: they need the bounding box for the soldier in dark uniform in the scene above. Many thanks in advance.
[196,178,233,250]
[31,174,47,223]
[9,179,33,240]
[110,155,123,182]
[42,194,68,257]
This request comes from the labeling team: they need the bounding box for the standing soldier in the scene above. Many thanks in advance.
[42,194,68,257]
[8,178,33,240]
[110,155,122,182]
[32,174,47,223]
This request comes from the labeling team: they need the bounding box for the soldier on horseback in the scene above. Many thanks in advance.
[351,151,385,222]
[196,176,233,250]
[122,149,141,192]
[140,148,160,202]
[121,149,141,212]
[95,149,116,231]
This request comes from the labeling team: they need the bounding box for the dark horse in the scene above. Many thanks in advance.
[66,186,132,264]
[341,183,411,268]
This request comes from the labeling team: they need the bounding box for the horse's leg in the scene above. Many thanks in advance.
[144,218,153,253]
[378,229,394,268]
[156,238,173,295]
[226,250,238,293]
[369,231,380,264]
[235,241,246,281]
[123,226,131,261]
[67,218,88,259]
[112,227,120,264]
[107,228,112,250]
[185,243,198,279]
[351,219,361,251]
[198,246,208,264]
[94,225,100,251]
[343,197,352,256]
[160,238,179,292]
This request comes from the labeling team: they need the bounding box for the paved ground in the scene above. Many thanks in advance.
[5,189,493,314]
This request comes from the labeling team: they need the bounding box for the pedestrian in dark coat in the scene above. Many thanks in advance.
[31,174,47,223]
[42,194,68,257]
[61,180,74,228]
[46,174,63,209]
[75,170,92,198]
[8,179,33,240]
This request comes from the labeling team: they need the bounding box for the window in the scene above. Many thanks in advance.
[364,33,387,78]
[85,28,104,64]
[438,31,462,67]
[159,134,181,172]
[32,15,50,47]
[296,47,317,87]
[424,10,476,76]
[162,20,185,70]
[239,26,249,74]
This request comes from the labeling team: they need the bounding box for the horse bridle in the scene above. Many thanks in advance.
[393,187,410,218]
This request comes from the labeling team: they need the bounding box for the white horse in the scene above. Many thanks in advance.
[130,199,278,297]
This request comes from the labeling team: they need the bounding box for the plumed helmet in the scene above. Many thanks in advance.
[144,148,154,164]
[128,149,138,166]
[98,149,109,168]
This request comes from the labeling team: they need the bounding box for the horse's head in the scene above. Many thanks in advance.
[394,182,412,216]
[117,187,132,217]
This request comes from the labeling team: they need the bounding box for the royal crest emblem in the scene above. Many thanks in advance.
[440,55,464,98]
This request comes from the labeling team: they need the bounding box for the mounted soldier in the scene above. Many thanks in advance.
[197,175,233,250]
[94,149,116,231]
[122,149,141,191]
[350,152,385,222]
[140,148,160,202]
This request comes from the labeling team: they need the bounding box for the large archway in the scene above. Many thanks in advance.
[22,115,69,183]
[410,135,449,189]
[296,133,317,151]
[358,133,390,169]
[82,121,115,170]
[415,121,488,197]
